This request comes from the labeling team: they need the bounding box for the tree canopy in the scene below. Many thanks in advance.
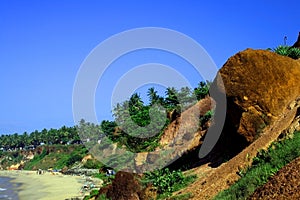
[1,81,211,153]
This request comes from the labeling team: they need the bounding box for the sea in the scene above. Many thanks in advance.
[0,177,19,200]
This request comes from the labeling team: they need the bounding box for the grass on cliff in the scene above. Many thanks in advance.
[214,131,300,200]
[24,145,88,170]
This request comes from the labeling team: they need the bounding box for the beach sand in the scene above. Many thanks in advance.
[0,170,85,200]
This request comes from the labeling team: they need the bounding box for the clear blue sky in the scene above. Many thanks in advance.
[1,0,299,134]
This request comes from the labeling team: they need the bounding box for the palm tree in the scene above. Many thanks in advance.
[165,87,179,109]
[194,81,210,100]
[147,87,159,105]
[129,93,144,115]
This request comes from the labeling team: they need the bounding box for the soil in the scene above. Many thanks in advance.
[248,156,300,200]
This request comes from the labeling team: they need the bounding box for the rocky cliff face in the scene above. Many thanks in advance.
[179,49,300,199]
[134,49,300,171]
[133,97,214,172]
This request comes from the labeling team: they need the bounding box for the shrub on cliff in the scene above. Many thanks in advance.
[142,168,196,198]
[272,45,300,59]
[288,47,300,59]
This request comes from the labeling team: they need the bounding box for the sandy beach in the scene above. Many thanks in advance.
[0,170,86,200]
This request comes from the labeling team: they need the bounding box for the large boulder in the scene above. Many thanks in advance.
[217,48,300,143]
[99,171,141,200]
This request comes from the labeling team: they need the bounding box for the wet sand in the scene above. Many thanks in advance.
[0,170,85,200]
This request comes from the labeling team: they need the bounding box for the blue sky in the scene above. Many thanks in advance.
[1,0,299,134]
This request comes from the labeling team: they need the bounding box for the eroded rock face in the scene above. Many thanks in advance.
[134,97,214,173]
[159,97,214,147]
[81,154,93,163]
[217,48,300,143]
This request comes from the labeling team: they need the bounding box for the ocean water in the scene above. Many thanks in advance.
[0,177,19,200]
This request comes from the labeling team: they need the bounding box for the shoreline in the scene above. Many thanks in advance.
[0,170,86,200]
[0,176,19,200]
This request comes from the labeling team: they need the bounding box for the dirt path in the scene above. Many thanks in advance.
[248,156,300,200]
[173,104,299,200]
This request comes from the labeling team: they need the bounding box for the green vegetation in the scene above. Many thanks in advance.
[83,159,104,169]
[92,172,115,187]
[23,148,48,170]
[194,81,211,100]
[96,194,110,200]
[1,81,210,156]
[0,126,80,150]
[23,145,88,170]
[0,151,24,168]
[199,110,214,125]
[0,82,210,200]
[142,168,197,199]
[0,81,209,200]
[97,82,210,153]
[83,189,103,200]
[271,45,300,59]
[214,131,300,200]
[168,193,193,200]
